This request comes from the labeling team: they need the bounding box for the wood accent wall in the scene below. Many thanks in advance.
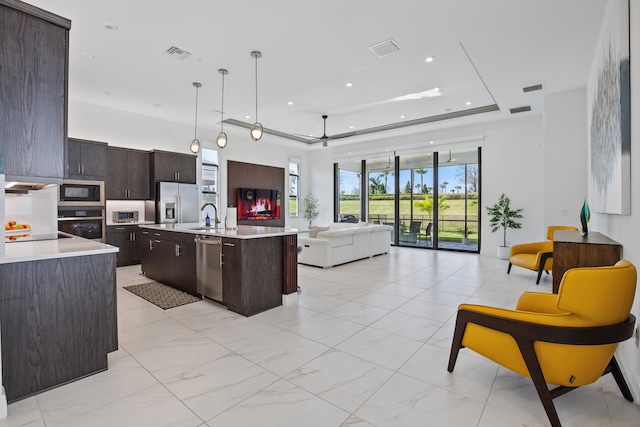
[227,160,285,227]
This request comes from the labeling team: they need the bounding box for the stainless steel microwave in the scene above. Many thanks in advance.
[113,210,139,223]
[58,179,105,206]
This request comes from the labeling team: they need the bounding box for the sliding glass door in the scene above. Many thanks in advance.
[398,153,435,247]
[435,148,479,252]
[334,147,480,253]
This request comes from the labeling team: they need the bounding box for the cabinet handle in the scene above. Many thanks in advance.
[223,242,235,247]
[81,164,84,174]
[175,244,182,257]
[177,172,180,181]
[149,240,154,250]
[77,164,81,174]
[115,227,125,230]
[153,233,161,237]
[220,252,224,266]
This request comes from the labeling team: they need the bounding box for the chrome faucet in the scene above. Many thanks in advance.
[200,203,220,227]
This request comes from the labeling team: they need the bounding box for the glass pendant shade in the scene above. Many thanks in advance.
[250,122,263,141]
[190,82,202,154]
[216,132,227,148]
[190,138,201,153]
[250,51,262,141]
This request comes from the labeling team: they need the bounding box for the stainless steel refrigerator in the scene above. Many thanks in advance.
[156,182,200,223]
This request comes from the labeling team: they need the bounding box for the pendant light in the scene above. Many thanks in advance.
[249,50,263,141]
[216,69,228,149]
[189,82,202,154]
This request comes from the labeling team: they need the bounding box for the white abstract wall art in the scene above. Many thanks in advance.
[587,0,631,214]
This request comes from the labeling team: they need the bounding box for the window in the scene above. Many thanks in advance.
[289,162,300,217]
[337,161,362,221]
[201,148,218,209]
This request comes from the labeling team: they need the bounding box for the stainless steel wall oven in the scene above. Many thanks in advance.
[57,206,105,241]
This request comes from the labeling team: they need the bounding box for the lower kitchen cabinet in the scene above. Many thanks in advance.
[140,230,198,296]
[0,252,117,402]
[106,225,140,266]
[222,236,283,316]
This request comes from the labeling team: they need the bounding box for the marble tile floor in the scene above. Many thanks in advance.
[2,248,639,426]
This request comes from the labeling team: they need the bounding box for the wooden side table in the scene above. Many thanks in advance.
[552,231,622,293]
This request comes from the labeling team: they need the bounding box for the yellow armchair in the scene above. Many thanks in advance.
[508,225,579,284]
[448,260,637,427]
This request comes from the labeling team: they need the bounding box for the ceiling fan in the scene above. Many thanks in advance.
[305,115,356,147]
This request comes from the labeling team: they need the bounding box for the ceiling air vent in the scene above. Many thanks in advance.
[164,45,192,60]
[510,106,532,114]
[523,84,543,93]
[369,39,401,58]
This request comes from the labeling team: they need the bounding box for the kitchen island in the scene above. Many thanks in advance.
[0,233,119,403]
[139,223,300,316]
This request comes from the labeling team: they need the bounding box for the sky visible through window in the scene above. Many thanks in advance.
[341,167,464,195]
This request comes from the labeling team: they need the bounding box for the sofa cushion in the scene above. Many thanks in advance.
[309,226,329,238]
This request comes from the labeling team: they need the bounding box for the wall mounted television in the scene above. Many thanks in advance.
[237,188,281,221]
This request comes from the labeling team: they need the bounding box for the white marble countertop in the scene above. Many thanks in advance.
[139,223,304,239]
[1,232,118,264]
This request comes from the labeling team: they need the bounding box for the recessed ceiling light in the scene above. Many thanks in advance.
[287,101,293,105]
[400,115,405,119]
[425,56,434,63]
[430,141,434,144]
[349,126,354,129]
[81,52,95,60]
[244,115,250,119]
[465,101,472,106]
[103,23,118,31]
[346,82,353,87]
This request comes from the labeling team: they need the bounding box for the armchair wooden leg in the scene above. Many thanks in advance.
[447,316,467,373]
[606,356,634,402]
[507,263,513,274]
[516,341,563,427]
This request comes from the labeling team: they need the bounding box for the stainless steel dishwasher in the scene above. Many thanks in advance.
[196,235,223,302]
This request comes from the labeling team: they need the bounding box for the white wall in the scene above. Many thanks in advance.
[543,89,589,228]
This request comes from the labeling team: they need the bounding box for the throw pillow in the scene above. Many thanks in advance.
[309,226,329,238]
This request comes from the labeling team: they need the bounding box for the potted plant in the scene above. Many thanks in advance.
[486,193,523,259]
[459,226,470,245]
[301,194,320,226]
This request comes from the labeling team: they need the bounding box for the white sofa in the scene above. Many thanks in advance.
[298,222,392,268]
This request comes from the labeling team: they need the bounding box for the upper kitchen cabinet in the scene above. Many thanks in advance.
[150,150,197,184]
[106,147,150,200]
[0,0,70,183]
[65,138,108,181]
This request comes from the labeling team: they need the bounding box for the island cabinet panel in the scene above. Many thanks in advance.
[140,230,198,296]
[106,224,141,266]
[106,147,150,200]
[222,236,283,316]
[65,138,108,180]
[0,1,69,181]
[0,252,117,403]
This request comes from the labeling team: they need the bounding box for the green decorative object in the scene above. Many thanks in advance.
[486,193,524,248]
[301,194,320,226]
[580,198,591,236]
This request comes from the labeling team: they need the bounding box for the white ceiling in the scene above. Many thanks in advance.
[27,0,608,146]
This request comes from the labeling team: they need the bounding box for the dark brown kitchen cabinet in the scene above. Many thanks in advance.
[66,138,108,180]
[106,224,141,266]
[106,147,150,200]
[0,0,70,182]
[150,150,197,197]
[140,230,198,296]
[222,237,283,316]
[0,252,117,402]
